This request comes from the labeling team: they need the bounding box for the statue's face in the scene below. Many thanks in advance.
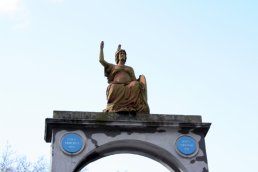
[118,51,126,62]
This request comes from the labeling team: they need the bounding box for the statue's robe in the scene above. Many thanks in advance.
[103,63,149,113]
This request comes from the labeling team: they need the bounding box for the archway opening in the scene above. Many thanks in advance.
[80,153,172,172]
[74,140,185,172]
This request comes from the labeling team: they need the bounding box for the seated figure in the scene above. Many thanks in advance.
[99,41,150,113]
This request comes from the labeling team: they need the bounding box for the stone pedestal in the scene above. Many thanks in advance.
[44,111,211,172]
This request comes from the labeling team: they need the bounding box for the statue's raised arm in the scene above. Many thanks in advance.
[99,41,108,67]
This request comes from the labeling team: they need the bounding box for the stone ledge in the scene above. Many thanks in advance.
[45,111,211,143]
[53,111,202,122]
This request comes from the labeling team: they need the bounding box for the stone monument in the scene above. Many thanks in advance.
[44,42,211,172]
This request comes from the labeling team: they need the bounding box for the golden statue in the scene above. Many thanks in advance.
[99,41,150,113]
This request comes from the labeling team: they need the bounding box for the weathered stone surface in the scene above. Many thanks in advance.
[53,111,202,122]
[45,111,211,172]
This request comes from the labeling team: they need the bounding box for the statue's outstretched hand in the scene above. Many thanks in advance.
[99,41,105,65]
[100,41,104,50]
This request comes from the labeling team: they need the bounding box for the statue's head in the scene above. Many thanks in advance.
[115,49,127,64]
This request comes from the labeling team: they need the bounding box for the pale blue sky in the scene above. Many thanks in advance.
[0,0,258,171]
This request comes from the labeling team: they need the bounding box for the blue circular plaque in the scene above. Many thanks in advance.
[176,136,197,156]
[61,133,84,154]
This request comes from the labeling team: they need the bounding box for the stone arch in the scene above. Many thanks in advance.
[74,140,187,172]
[45,111,211,172]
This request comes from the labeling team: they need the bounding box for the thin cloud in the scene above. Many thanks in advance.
[0,0,30,31]
[0,0,21,15]
[12,5,30,30]
[1,0,64,31]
